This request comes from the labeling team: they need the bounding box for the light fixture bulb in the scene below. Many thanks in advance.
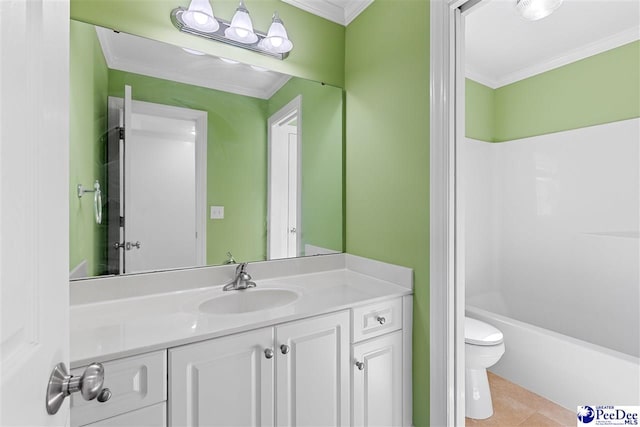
[220,57,240,64]
[224,0,258,44]
[182,0,219,32]
[182,47,206,55]
[261,12,293,54]
[516,0,563,21]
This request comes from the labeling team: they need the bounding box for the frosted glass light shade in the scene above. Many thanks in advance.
[261,12,293,54]
[182,0,219,32]
[224,0,258,44]
[516,0,563,21]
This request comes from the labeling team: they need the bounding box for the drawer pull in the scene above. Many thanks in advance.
[280,344,290,355]
[97,388,112,403]
[355,361,365,371]
[264,348,274,359]
[376,316,386,325]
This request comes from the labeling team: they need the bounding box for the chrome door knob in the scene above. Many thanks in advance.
[355,361,365,371]
[280,344,290,354]
[46,362,107,415]
[376,316,386,325]
[264,348,274,359]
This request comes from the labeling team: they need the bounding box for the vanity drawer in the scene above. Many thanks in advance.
[351,298,403,343]
[81,402,166,427]
[71,350,167,427]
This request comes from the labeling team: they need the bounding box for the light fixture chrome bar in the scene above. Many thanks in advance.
[170,8,289,60]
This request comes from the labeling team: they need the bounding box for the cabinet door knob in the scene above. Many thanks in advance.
[264,348,274,359]
[280,344,290,355]
[97,388,112,403]
[377,316,386,325]
[355,361,365,371]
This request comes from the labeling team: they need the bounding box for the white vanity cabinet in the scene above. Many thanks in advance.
[350,297,409,427]
[169,310,350,427]
[169,327,275,426]
[275,311,351,427]
[352,331,403,427]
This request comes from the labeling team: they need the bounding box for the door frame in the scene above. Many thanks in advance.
[267,95,302,260]
[110,97,208,268]
[430,0,481,424]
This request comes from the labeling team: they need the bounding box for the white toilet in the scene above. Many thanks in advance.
[465,317,505,420]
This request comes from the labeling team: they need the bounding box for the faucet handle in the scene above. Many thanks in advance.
[235,262,247,274]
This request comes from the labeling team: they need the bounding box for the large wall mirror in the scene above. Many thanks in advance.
[70,19,344,280]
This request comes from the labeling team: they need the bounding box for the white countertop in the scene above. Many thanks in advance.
[70,268,412,368]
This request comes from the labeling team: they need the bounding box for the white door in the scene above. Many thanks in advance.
[268,96,301,260]
[0,0,70,425]
[352,331,403,427]
[169,327,275,427]
[122,89,207,273]
[275,311,350,427]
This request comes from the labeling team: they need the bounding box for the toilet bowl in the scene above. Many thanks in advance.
[465,317,505,420]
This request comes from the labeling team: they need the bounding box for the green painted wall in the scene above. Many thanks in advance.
[466,79,495,142]
[70,20,109,276]
[70,0,345,87]
[268,79,344,254]
[467,41,640,142]
[345,0,430,425]
[108,70,268,265]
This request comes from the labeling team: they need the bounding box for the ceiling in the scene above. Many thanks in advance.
[465,0,640,88]
[96,27,291,100]
[282,0,374,25]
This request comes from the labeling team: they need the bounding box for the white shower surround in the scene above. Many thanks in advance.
[463,118,640,406]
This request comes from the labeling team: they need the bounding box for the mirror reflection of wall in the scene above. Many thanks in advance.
[69,19,344,280]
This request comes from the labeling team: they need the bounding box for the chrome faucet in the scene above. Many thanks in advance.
[222,262,256,291]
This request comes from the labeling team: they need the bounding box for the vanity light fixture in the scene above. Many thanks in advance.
[170,0,293,60]
[259,12,294,54]
[181,0,219,32]
[516,0,563,21]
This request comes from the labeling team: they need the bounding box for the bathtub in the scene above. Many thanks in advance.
[466,304,640,410]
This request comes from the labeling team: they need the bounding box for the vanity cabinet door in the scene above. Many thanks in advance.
[351,331,403,427]
[169,327,274,427]
[275,311,350,427]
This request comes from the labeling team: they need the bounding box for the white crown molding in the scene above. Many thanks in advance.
[108,57,276,99]
[283,0,344,25]
[282,0,373,26]
[344,0,374,25]
[467,26,640,89]
[96,27,289,100]
[464,67,500,89]
[95,26,117,69]
[264,74,293,99]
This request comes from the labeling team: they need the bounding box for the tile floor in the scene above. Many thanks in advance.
[465,372,576,426]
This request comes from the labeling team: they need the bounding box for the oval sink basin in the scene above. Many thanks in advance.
[199,289,300,315]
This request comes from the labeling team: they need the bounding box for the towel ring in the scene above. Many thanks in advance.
[77,180,102,225]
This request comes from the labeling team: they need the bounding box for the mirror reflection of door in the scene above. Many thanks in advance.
[107,85,207,274]
[268,96,302,260]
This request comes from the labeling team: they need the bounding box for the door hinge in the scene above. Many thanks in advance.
[119,216,124,227]
[118,127,125,140]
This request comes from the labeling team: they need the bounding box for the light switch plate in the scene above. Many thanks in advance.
[210,206,224,219]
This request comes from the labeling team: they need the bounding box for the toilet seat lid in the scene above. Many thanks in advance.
[465,317,503,345]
